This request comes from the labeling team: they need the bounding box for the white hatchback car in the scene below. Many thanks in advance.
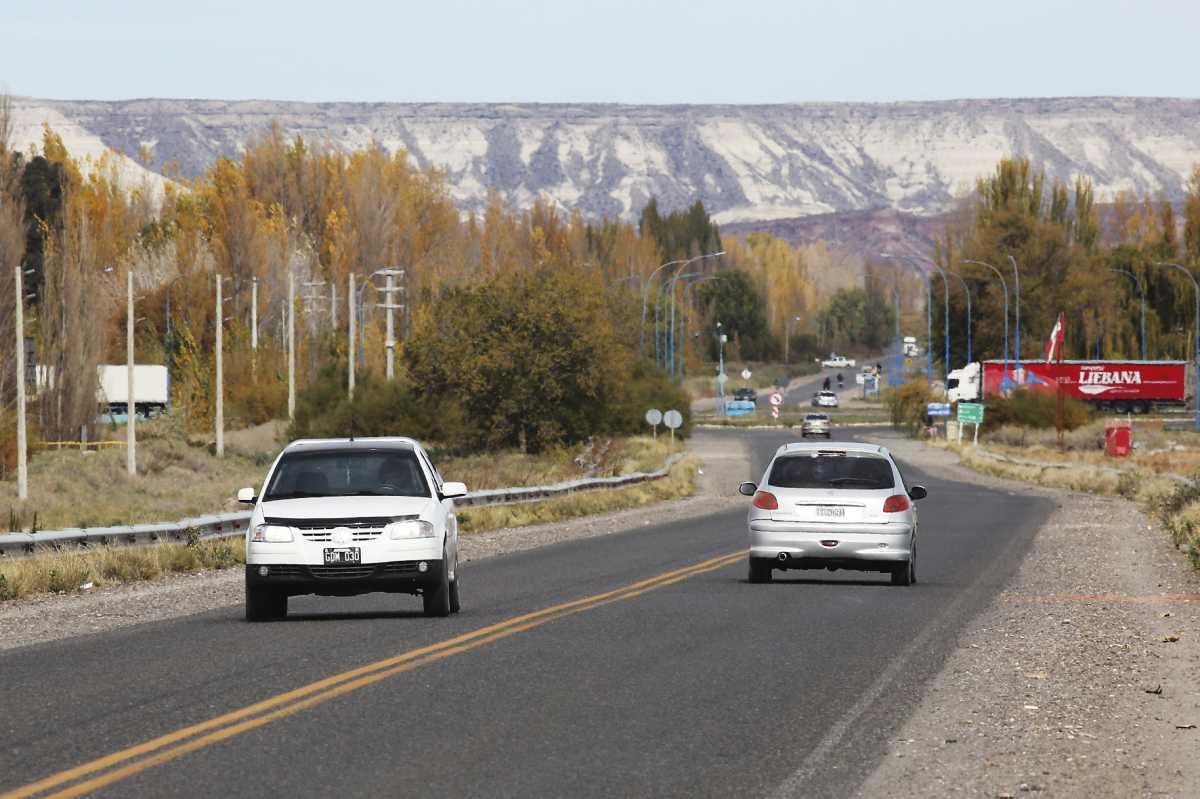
[738,442,926,585]
[238,437,465,621]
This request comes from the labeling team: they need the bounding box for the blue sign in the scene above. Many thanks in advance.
[926,402,951,417]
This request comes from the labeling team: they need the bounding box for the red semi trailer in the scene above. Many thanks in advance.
[946,360,1188,413]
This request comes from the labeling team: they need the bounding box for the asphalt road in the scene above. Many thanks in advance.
[0,428,1053,799]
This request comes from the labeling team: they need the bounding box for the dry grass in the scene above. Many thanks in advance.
[439,436,675,491]
[0,538,244,602]
[459,454,701,533]
[952,440,1200,569]
[2,418,268,531]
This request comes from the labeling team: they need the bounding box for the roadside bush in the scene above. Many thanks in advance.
[885,381,933,437]
[287,365,470,450]
[987,420,1105,451]
[982,389,1090,432]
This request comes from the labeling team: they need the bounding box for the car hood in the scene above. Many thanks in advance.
[257,495,436,521]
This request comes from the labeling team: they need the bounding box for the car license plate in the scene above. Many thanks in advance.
[323,547,361,565]
[815,506,845,518]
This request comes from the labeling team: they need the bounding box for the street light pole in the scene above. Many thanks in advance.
[1154,262,1200,431]
[1008,255,1022,374]
[1109,268,1146,360]
[668,269,706,376]
[679,275,715,377]
[963,259,1009,377]
[656,251,724,370]
[641,258,688,357]
[947,269,972,365]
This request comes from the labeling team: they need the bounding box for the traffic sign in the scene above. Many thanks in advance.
[957,403,984,424]
[741,368,752,380]
[771,406,780,420]
[927,402,951,417]
[716,372,728,385]
[855,373,866,385]
[769,392,784,406]
[663,410,683,429]
[644,409,663,426]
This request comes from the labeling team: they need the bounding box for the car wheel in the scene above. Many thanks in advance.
[891,555,915,586]
[245,585,287,622]
[748,557,773,584]
[448,557,461,614]
[423,551,452,617]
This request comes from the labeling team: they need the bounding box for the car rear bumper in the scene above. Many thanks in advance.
[245,560,443,597]
[748,521,912,564]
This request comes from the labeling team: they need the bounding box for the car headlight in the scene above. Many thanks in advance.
[385,519,435,539]
[251,523,293,543]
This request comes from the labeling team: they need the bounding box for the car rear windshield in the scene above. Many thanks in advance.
[768,454,895,490]
[263,449,430,500]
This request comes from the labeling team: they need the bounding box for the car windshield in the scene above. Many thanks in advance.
[768,454,895,490]
[263,449,431,500]
[805,414,828,421]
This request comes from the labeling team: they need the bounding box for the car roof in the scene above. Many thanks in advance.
[282,437,418,453]
[774,441,889,457]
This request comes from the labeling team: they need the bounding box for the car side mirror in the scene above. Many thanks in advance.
[908,485,928,501]
[441,481,468,499]
[738,481,757,497]
[237,487,257,504]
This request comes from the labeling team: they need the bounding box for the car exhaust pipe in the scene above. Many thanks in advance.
[777,552,789,562]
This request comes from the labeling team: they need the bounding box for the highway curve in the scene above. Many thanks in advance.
[0,428,1053,799]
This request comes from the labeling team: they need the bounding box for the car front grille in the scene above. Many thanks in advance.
[308,564,376,579]
[265,516,393,543]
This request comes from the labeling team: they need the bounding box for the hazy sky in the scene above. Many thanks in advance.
[3,0,1195,104]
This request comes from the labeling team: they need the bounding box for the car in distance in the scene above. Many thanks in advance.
[738,442,927,585]
[238,437,465,621]
[801,413,831,438]
[821,353,856,369]
[812,390,839,408]
[733,387,758,404]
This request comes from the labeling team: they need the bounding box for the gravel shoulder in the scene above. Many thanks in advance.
[0,431,750,653]
[856,432,1200,799]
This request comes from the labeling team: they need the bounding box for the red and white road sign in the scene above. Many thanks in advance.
[771,406,780,419]
[769,391,784,406]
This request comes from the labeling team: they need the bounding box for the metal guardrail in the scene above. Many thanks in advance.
[0,453,685,557]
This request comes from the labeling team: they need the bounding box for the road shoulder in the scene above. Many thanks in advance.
[854,433,1200,798]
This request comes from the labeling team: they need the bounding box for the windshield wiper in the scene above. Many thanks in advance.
[262,491,320,501]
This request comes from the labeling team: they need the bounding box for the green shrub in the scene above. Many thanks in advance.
[885,381,933,437]
[982,389,1091,431]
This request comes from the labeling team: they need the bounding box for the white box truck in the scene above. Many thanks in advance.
[98,365,169,418]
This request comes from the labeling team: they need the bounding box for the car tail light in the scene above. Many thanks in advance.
[752,491,779,510]
[882,494,910,513]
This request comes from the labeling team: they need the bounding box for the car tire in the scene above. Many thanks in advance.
[891,555,915,586]
[423,552,452,617]
[245,585,287,622]
[748,557,774,584]
[448,558,462,614]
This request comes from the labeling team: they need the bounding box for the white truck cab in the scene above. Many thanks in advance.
[946,362,981,403]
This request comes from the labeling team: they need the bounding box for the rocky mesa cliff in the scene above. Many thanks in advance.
[10,96,1199,224]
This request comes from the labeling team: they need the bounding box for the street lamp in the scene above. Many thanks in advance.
[667,270,703,376]
[947,269,972,365]
[963,259,1009,381]
[641,258,689,357]
[1109,268,1146,360]
[784,315,802,364]
[659,251,725,370]
[1153,262,1199,431]
[881,254,946,387]
[1008,254,1022,375]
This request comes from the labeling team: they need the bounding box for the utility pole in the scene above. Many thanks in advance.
[14,266,27,500]
[126,270,136,477]
[215,276,225,457]
[250,276,258,380]
[385,270,396,379]
[348,273,356,399]
[378,268,405,380]
[331,279,337,331]
[287,270,296,420]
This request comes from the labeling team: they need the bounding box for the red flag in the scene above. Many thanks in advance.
[1044,312,1065,363]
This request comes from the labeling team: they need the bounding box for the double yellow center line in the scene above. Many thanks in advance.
[3,549,745,799]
